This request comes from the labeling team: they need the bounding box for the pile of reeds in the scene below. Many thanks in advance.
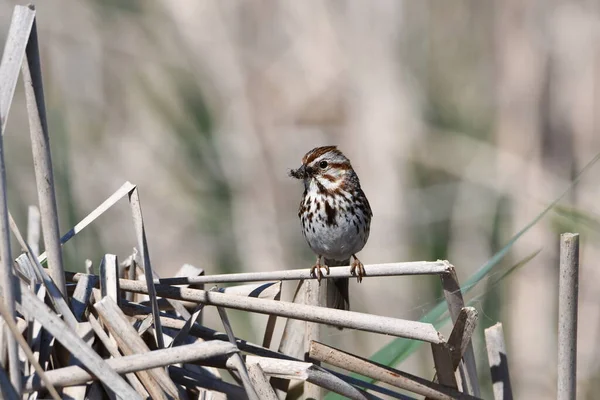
[0,5,531,400]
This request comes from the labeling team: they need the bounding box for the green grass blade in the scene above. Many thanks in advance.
[436,249,541,328]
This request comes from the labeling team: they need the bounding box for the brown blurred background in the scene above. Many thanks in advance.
[2,1,600,398]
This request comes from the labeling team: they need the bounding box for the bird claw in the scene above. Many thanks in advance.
[310,262,330,283]
[350,257,365,283]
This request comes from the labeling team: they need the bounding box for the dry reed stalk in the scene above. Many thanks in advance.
[24,341,237,392]
[484,322,513,400]
[117,280,444,341]
[154,260,451,285]
[558,233,579,400]
[22,13,67,298]
[65,261,450,286]
[66,261,451,287]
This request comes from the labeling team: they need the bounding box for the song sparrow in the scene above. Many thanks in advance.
[290,146,372,310]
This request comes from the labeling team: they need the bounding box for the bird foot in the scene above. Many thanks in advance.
[350,256,365,283]
[310,261,330,283]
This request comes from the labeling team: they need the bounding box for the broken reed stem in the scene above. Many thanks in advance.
[447,307,479,369]
[484,323,513,400]
[117,280,442,342]
[24,341,238,392]
[128,187,165,349]
[247,363,278,400]
[22,16,67,297]
[309,341,478,400]
[440,266,480,396]
[37,181,136,265]
[558,233,579,400]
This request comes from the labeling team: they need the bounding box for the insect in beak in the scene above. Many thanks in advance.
[289,165,311,179]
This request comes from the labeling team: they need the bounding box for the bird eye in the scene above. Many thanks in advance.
[319,161,328,169]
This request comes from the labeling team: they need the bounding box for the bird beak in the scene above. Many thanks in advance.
[289,165,310,179]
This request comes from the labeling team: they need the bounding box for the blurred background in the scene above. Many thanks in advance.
[2,1,600,399]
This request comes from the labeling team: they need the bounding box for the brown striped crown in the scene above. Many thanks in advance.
[301,146,352,172]
[302,146,343,165]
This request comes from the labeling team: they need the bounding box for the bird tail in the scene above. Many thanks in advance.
[324,258,350,311]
